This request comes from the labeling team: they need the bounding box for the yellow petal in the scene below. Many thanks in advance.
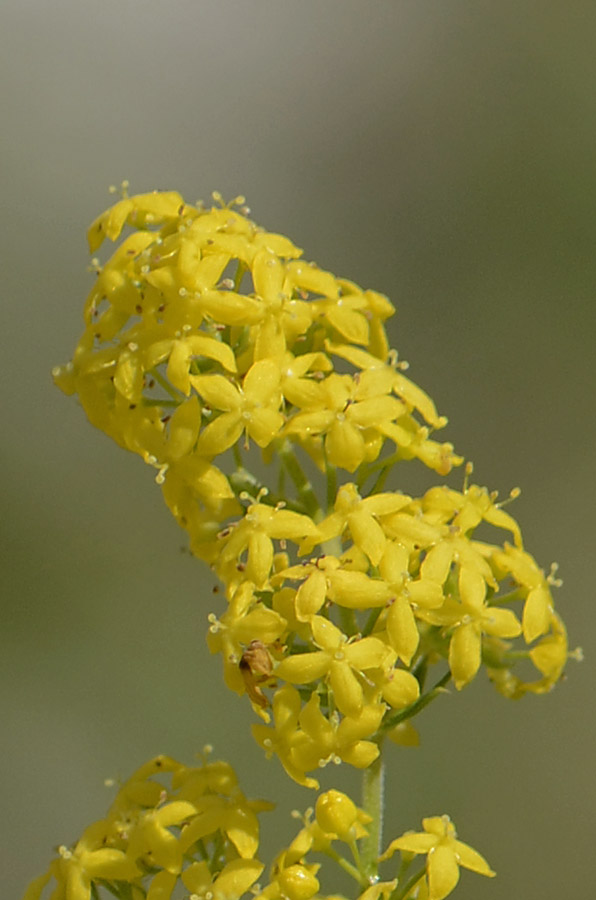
[21,871,52,900]
[295,570,327,621]
[326,306,369,345]
[197,412,243,456]
[449,622,481,689]
[458,565,486,610]
[247,408,285,448]
[275,651,330,684]
[310,614,344,649]
[147,870,178,900]
[382,670,420,708]
[287,261,339,297]
[167,396,201,460]
[454,840,495,877]
[181,860,211,893]
[407,579,444,609]
[380,833,436,860]
[420,543,454,585]
[327,570,391,609]
[214,859,265,899]
[192,374,241,411]
[345,636,393,671]
[427,843,460,900]
[326,420,366,472]
[348,509,386,566]
[247,531,274,587]
[386,595,420,665]
[523,584,552,643]
[225,806,260,858]
[253,249,285,300]
[329,659,364,716]
[339,739,380,768]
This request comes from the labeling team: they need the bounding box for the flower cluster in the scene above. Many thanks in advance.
[24,753,270,900]
[53,189,459,560]
[24,755,493,900]
[38,187,575,900]
[53,188,568,784]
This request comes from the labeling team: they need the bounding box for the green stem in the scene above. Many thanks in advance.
[393,866,426,900]
[323,845,364,885]
[326,459,337,511]
[369,463,392,495]
[489,588,525,605]
[229,467,306,513]
[364,450,401,477]
[234,260,247,291]
[361,743,385,880]
[149,368,183,402]
[276,440,321,519]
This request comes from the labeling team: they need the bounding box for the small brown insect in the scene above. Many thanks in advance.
[239,640,274,709]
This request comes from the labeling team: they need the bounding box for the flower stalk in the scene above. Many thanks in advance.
[361,746,385,881]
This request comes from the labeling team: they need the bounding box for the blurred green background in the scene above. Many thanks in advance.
[2,2,594,898]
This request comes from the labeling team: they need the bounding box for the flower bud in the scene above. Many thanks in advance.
[277,864,320,900]
[315,789,358,838]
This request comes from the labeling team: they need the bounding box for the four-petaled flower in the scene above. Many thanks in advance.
[381,814,495,900]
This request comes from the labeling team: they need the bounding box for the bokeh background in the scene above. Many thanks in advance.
[2,2,595,898]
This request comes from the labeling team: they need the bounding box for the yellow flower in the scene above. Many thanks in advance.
[303,482,411,566]
[277,350,333,407]
[22,752,272,900]
[295,690,385,773]
[87,189,187,250]
[422,484,522,546]
[207,581,287,696]
[252,685,320,789]
[487,612,570,698]
[284,371,406,472]
[215,500,320,589]
[315,790,358,839]
[275,615,394,716]
[356,882,398,900]
[182,858,265,900]
[193,358,284,455]
[491,544,554,643]
[381,815,495,900]
[126,800,198,873]
[32,820,142,900]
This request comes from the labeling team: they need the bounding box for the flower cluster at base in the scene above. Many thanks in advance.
[53,188,570,787]
[22,754,494,900]
[23,754,268,900]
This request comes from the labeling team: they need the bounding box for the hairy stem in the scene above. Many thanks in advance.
[361,743,385,881]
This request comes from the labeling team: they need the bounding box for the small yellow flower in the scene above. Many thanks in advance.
[315,790,358,839]
[356,881,398,900]
[215,500,320,589]
[193,359,284,455]
[207,581,286,696]
[32,820,142,900]
[275,615,394,717]
[304,482,411,566]
[22,752,271,900]
[252,685,320,789]
[381,815,495,900]
[284,370,407,472]
[182,858,265,900]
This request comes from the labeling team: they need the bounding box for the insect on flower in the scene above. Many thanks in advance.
[239,639,275,708]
